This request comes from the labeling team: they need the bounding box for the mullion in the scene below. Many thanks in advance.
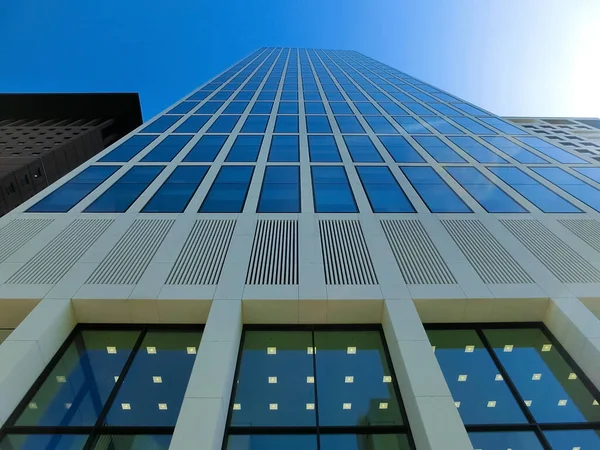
[310,331,321,450]
[82,328,148,450]
[476,327,553,450]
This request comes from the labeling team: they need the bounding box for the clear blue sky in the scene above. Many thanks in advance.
[1,0,598,121]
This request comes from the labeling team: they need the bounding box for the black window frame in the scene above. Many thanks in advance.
[0,323,204,450]
[223,324,416,449]
[425,322,600,449]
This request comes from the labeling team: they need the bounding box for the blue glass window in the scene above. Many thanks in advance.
[336,116,365,133]
[401,166,471,213]
[84,166,164,213]
[241,115,269,133]
[141,135,192,162]
[449,137,508,163]
[330,102,353,114]
[427,102,461,116]
[453,103,488,116]
[452,117,497,135]
[489,167,581,213]
[274,116,299,133]
[482,118,527,135]
[196,101,223,114]
[278,102,299,114]
[379,136,424,163]
[200,166,254,213]
[311,166,357,212]
[344,136,383,162]
[141,116,180,133]
[250,102,273,114]
[211,90,232,101]
[175,115,211,133]
[518,137,588,164]
[391,92,412,102]
[414,137,466,163]
[1,326,201,446]
[183,135,228,162]
[305,102,325,114]
[269,135,299,162]
[355,102,380,115]
[391,116,431,134]
[483,137,548,164]
[545,430,600,449]
[168,102,198,115]
[422,117,464,134]
[224,102,248,114]
[258,91,276,101]
[326,91,345,101]
[207,115,240,133]
[379,102,406,115]
[142,166,209,213]
[28,165,120,213]
[365,116,399,134]
[357,166,415,212]
[348,92,368,101]
[281,91,298,101]
[469,432,543,450]
[574,167,600,184]
[304,91,322,101]
[235,91,254,101]
[188,91,209,101]
[226,135,263,162]
[308,135,341,162]
[99,135,158,163]
[403,102,434,115]
[257,166,300,213]
[532,167,600,212]
[306,116,332,133]
[446,167,527,213]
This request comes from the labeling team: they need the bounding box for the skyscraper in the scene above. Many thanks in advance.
[1,47,600,449]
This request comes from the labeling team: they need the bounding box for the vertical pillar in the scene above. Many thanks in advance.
[170,299,242,450]
[382,298,472,450]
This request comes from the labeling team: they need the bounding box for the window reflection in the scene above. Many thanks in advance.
[0,434,88,450]
[468,431,543,450]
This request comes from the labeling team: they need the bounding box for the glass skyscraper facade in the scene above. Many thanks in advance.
[1,47,600,449]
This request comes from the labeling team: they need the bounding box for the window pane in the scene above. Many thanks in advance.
[241,116,269,133]
[357,166,415,213]
[575,167,600,184]
[422,117,464,134]
[0,434,88,450]
[468,431,543,450]
[278,102,299,114]
[230,331,316,427]
[320,434,411,450]
[445,167,526,213]
[168,102,198,115]
[274,115,299,133]
[544,429,600,450]
[183,135,228,162]
[344,136,383,162]
[227,435,317,450]
[336,116,365,133]
[15,330,140,426]
[314,331,403,427]
[401,167,471,213]
[414,137,466,163]
[365,116,398,134]
[305,102,325,114]
[331,102,352,114]
[307,116,332,133]
[311,166,357,213]
[141,116,179,133]
[482,118,527,135]
[518,137,587,164]
[427,329,526,425]
[489,167,581,213]
[224,102,248,114]
[196,101,223,114]
[175,115,211,133]
[379,103,406,116]
[308,135,341,162]
[250,102,273,114]
[355,102,380,115]
[257,166,300,213]
[448,137,507,163]
[91,435,172,450]
[391,117,431,134]
[141,135,192,162]
[226,135,263,162]
[452,117,497,135]
[483,137,548,164]
[142,166,209,213]
[100,135,158,162]
[484,328,600,423]
[402,102,434,115]
[378,137,424,163]
[207,115,240,133]
[532,167,600,212]
[105,331,202,426]
[199,166,254,213]
[269,135,299,162]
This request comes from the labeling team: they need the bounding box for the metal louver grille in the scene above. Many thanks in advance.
[0,218,53,263]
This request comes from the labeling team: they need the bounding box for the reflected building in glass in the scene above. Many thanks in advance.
[1,48,600,450]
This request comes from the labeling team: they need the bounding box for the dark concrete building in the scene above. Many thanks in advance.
[0,93,142,216]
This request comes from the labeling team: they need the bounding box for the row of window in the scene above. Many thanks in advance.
[1,324,599,450]
[101,131,587,169]
[27,163,600,214]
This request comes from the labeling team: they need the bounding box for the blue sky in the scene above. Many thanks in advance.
[1,0,598,120]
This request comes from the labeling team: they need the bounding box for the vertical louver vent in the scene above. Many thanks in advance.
[501,219,600,283]
[381,219,455,284]
[558,219,600,254]
[442,219,533,284]
[7,219,112,284]
[319,220,378,285]
[167,219,236,285]
[87,219,173,285]
[0,218,53,263]
[246,220,298,285]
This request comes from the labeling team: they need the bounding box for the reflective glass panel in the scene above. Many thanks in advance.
[391,117,431,134]
[344,136,383,162]
[448,137,507,163]
[199,166,254,213]
[544,429,600,450]
[141,116,179,133]
[378,136,424,163]
[357,166,415,213]
[91,435,172,450]
[532,167,600,212]
[227,435,317,450]
[257,166,301,213]
[99,135,158,163]
[468,431,543,450]
[483,137,548,164]
[401,167,471,213]
[311,166,357,213]
[308,135,341,162]
[320,434,411,450]
[226,135,263,162]
[0,434,88,450]
[183,135,228,162]
[141,135,192,162]
[414,137,466,163]
[518,137,587,164]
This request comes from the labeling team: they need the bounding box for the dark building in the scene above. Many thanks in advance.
[0,93,142,216]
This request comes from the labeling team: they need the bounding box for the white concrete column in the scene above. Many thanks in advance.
[0,298,76,426]
[382,298,472,450]
[545,297,600,389]
[170,299,242,450]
